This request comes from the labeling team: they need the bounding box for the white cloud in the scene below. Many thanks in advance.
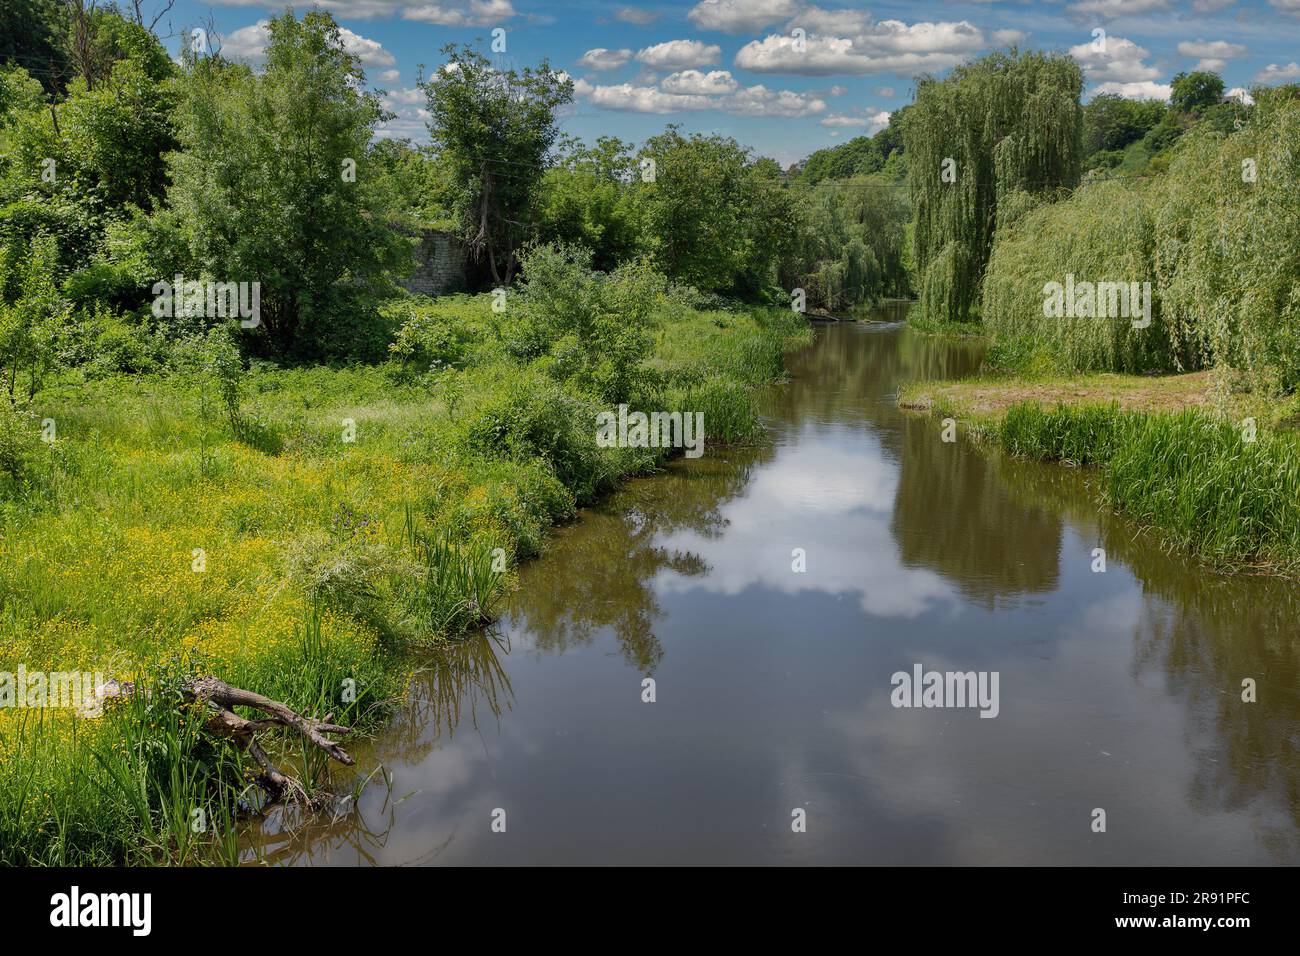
[661,69,739,95]
[1068,36,1159,83]
[377,69,401,82]
[578,48,633,70]
[214,0,518,24]
[571,76,825,118]
[1176,40,1247,59]
[572,79,713,113]
[615,6,661,25]
[687,0,801,34]
[1191,0,1236,10]
[221,20,395,69]
[1268,0,1300,16]
[735,19,989,77]
[1176,39,1246,71]
[1256,61,1300,83]
[401,0,517,25]
[635,39,722,70]
[1066,0,1173,17]
[874,85,895,97]
[992,29,1027,46]
[725,84,827,116]
[1224,87,1254,104]
[819,108,891,131]
[382,87,425,108]
[1091,80,1172,100]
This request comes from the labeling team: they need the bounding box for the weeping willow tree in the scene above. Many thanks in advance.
[905,50,1083,324]
[980,92,1300,391]
[783,175,910,312]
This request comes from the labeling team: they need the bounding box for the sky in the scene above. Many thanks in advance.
[150,0,1300,167]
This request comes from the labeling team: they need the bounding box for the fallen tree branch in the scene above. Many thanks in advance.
[100,676,353,804]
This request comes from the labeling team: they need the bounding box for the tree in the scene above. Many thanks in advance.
[1170,71,1224,115]
[631,126,774,295]
[0,233,68,403]
[904,50,1082,324]
[166,11,406,357]
[535,135,640,272]
[423,44,573,285]
[1083,92,1165,155]
[0,52,175,272]
[0,0,71,93]
[784,175,910,310]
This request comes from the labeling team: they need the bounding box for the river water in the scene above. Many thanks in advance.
[253,304,1300,865]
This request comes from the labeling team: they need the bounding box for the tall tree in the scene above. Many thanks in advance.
[904,50,1082,324]
[423,44,572,285]
[0,0,71,93]
[635,126,774,294]
[166,11,405,356]
[1170,71,1225,115]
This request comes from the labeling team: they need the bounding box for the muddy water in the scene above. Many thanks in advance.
[254,303,1300,865]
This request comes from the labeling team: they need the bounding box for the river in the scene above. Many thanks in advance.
[249,303,1300,865]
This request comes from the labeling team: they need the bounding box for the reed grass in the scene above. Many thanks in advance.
[997,401,1300,571]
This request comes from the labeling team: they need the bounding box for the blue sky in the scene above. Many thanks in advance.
[154,0,1300,166]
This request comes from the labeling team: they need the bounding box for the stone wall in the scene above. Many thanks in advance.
[397,228,467,297]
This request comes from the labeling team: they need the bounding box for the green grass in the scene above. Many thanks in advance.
[997,402,1300,572]
[0,289,809,865]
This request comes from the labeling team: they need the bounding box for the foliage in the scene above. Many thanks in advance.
[423,44,573,285]
[166,11,406,358]
[535,135,641,272]
[1170,70,1225,115]
[513,242,661,403]
[905,50,1083,325]
[998,402,1300,571]
[0,232,69,401]
[982,98,1300,392]
[783,175,910,310]
[635,126,793,296]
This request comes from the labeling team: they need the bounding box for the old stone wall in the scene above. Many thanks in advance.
[397,229,467,296]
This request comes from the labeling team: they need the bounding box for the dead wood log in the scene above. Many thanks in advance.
[99,676,353,803]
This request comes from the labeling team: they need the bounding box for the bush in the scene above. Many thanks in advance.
[0,400,43,484]
[515,242,661,403]
[385,295,483,379]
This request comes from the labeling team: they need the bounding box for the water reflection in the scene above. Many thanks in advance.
[260,311,1300,865]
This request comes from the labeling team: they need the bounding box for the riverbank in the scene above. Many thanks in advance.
[899,370,1300,575]
[0,292,810,865]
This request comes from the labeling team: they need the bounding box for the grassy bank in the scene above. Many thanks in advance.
[0,287,810,865]
[900,372,1300,574]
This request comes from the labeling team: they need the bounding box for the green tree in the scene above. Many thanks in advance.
[1083,92,1165,155]
[904,50,1082,324]
[166,11,405,357]
[423,44,573,285]
[0,53,174,272]
[784,175,910,310]
[634,127,758,293]
[1170,71,1224,115]
[0,0,70,94]
[0,233,68,402]
[535,135,640,272]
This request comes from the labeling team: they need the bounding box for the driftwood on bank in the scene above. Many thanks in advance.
[100,675,353,803]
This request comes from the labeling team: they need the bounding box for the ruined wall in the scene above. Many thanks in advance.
[397,228,467,296]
